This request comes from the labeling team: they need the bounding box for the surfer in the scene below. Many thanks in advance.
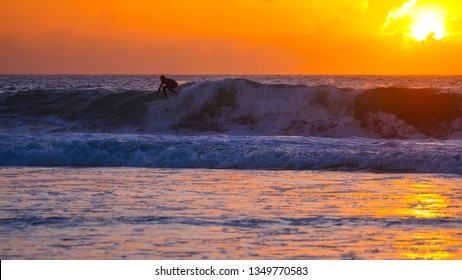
[157,75,178,98]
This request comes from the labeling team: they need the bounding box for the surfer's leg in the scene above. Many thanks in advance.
[162,86,167,98]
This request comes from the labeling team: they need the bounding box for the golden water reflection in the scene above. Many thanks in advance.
[0,168,461,259]
[394,231,461,260]
[396,192,450,219]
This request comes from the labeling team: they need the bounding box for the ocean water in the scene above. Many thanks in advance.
[0,75,461,259]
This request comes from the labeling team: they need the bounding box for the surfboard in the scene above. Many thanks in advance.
[145,100,164,105]
[145,91,178,104]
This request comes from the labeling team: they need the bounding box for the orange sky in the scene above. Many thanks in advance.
[1,0,461,74]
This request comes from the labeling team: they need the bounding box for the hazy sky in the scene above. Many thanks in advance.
[1,0,461,74]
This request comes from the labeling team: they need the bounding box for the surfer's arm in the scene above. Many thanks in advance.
[157,82,164,94]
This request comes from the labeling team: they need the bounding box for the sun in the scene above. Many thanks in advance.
[410,9,446,41]
[381,1,449,42]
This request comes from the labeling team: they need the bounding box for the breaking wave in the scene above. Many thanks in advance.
[1,133,461,174]
[1,78,461,138]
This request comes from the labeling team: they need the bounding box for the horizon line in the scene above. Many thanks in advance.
[1,73,462,76]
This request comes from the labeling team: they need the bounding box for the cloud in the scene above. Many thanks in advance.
[270,0,462,74]
[381,0,418,34]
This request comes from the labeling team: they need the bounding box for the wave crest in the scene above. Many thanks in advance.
[1,134,461,174]
[145,79,462,139]
[1,78,461,138]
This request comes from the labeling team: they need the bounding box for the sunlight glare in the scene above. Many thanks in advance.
[410,9,446,41]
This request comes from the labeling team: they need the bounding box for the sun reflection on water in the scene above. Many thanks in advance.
[391,182,461,259]
[397,192,450,219]
[1,168,461,259]
[394,232,458,260]
[386,182,454,219]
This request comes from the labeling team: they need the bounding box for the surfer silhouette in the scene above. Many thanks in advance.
[157,75,178,98]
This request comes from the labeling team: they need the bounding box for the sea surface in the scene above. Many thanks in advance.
[0,75,461,259]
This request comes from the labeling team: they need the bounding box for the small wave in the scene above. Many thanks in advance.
[1,133,461,174]
[2,214,460,230]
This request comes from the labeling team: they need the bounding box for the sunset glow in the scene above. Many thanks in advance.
[411,13,446,41]
[411,11,446,41]
[1,0,461,74]
[409,5,447,41]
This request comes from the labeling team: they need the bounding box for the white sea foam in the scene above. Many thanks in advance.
[1,76,461,173]
[1,133,461,174]
[1,77,461,138]
[144,78,461,139]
